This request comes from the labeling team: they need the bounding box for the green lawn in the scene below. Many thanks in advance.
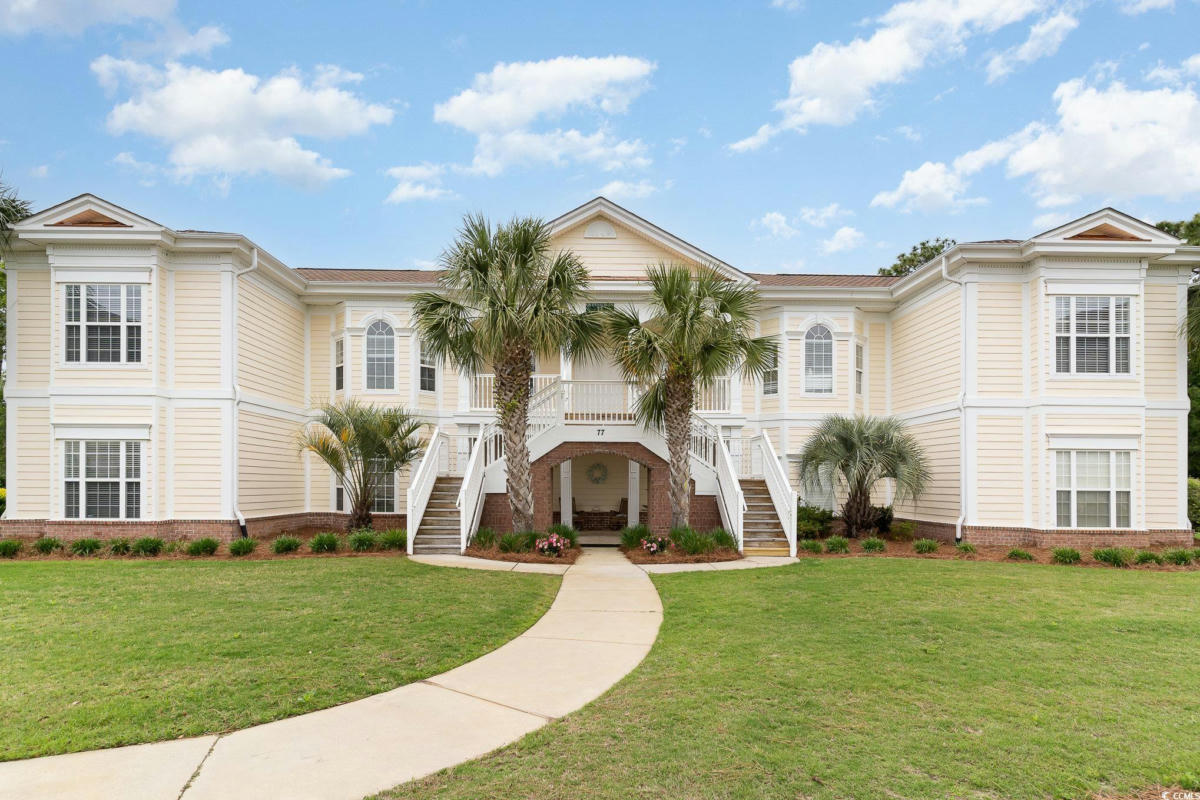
[390,558,1200,800]
[0,557,559,761]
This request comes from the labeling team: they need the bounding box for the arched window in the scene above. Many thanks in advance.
[365,320,395,390]
[804,325,833,394]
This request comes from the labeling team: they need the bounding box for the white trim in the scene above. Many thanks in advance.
[53,424,150,440]
[1047,434,1140,450]
[54,268,151,284]
[1043,281,1140,295]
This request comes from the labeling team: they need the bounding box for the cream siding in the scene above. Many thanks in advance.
[975,415,1024,525]
[239,409,305,517]
[173,271,223,388]
[14,271,51,389]
[551,218,692,278]
[1144,415,1181,529]
[238,277,305,406]
[12,406,50,517]
[1144,281,1182,401]
[173,407,224,517]
[976,283,1024,397]
[891,286,960,413]
[868,322,886,415]
[895,416,960,524]
[309,311,332,404]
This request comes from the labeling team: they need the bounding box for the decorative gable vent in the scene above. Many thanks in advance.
[1064,223,1148,242]
[47,209,131,228]
[583,220,617,239]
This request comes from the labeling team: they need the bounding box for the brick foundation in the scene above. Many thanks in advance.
[0,512,407,543]
[962,525,1193,548]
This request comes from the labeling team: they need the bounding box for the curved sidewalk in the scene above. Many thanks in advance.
[0,548,661,800]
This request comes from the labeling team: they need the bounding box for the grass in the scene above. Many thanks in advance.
[390,558,1200,800]
[0,557,558,761]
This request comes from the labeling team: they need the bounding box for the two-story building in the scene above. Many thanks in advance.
[3,193,1195,556]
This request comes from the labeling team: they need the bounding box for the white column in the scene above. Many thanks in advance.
[560,460,573,527]
[628,460,639,527]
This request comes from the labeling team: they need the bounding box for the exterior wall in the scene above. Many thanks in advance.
[238,276,305,406]
[974,414,1024,526]
[551,219,690,278]
[895,415,961,525]
[173,407,225,518]
[173,271,224,389]
[891,285,961,414]
[238,408,306,518]
[975,282,1024,397]
[13,269,50,389]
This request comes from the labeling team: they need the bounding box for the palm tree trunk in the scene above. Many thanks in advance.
[842,483,873,537]
[496,348,535,532]
[349,504,372,532]
[663,374,693,530]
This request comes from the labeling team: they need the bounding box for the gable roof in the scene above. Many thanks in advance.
[749,273,898,287]
[1031,207,1177,246]
[19,193,165,231]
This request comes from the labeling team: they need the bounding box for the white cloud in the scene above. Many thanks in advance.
[894,125,921,142]
[770,0,803,9]
[385,163,454,203]
[433,56,655,177]
[598,179,662,199]
[985,10,1078,83]
[1117,0,1173,12]
[821,226,865,253]
[94,59,394,188]
[0,0,172,35]
[798,202,851,227]
[1145,53,1200,85]
[871,161,978,212]
[731,0,1042,151]
[29,164,48,178]
[112,150,159,185]
[754,211,800,238]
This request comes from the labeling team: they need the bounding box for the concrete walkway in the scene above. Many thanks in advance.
[0,548,661,800]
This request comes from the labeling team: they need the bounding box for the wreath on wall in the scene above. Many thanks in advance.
[586,462,608,484]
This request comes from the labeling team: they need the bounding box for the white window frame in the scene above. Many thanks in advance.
[334,338,344,392]
[369,457,396,514]
[63,439,142,520]
[1053,449,1133,529]
[803,324,835,395]
[1051,295,1133,378]
[363,320,396,391]
[762,349,778,396]
[419,340,437,393]
[63,283,143,366]
[854,343,864,395]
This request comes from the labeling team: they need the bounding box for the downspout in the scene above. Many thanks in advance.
[230,246,258,538]
[940,254,967,543]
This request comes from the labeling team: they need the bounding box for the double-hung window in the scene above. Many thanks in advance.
[334,339,344,391]
[762,349,778,396]
[419,340,437,392]
[369,457,395,513]
[804,325,833,393]
[1054,296,1131,375]
[365,321,395,390]
[64,440,141,519]
[854,343,864,395]
[65,284,142,364]
[1055,450,1131,528]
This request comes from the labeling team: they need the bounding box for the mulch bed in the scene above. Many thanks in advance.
[621,546,742,564]
[799,538,1200,571]
[464,545,583,565]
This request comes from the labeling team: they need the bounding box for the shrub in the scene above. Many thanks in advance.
[890,521,917,541]
[348,530,378,552]
[186,538,220,557]
[165,541,179,555]
[861,537,885,553]
[472,527,497,549]
[709,528,737,550]
[871,505,894,535]
[955,541,977,556]
[796,504,834,537]
[498,531,529,553]
[796,519,826,540]
[535,532,570,557]
[640,533,670,555]
[620,524,651,550]
[108,537,131,555]
[520,530,540,551]
[34,537,63,555]
[672,527,715,555]
[0,539,21,558]
[229,538,257,557]
[309,533,339,553]
[1162,548,1193,566]
[1051,547,1082,565]
[1007,548,1034,561]
[131,537,164,556]
[547,523,579,547]
[913,538,940,554]
[379,529,407,551]
[70,538,102,557]
[799,539,822,554]
[1189,477,1200,529]
[272,535,301,554]
[824,535,850,554]
[1134,550,1163,566]
[1092,547,1134,568]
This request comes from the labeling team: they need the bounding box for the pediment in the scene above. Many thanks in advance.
[1032,208,1178,247]
[18,193,163,233]
[48,209,131,228]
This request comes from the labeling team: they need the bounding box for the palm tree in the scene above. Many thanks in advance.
[607,263,776,529]
[299,400,425,531]
[796,414,929,537]
[412,214,604,532]
[0,179,32,263]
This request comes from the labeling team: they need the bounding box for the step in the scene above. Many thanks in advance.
[416,534,460,543]
[744,546,790,557]
[413,546,461,555]
[418,522,460,531]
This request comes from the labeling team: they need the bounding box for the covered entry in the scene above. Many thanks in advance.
[552,454,649,545]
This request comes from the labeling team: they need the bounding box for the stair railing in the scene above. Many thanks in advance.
[405,426,443,555]
[689,414,745,550]
[755,432,798,557]
[456,422,502,553]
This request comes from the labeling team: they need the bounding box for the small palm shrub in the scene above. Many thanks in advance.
[547,523,579,547]
[348,530,378,552]
[272,535,301,554]
[955,541,977,556]
[1007,548,1034,561]
[472,527,497,549]
[861,537,885,553]
[620,524,650,550]
[872,505,894,535]
[70,538,102,556]
[309,533,339,553]
[34,537,63,555]
[1161,548,1193,566]
[1134,550,1163,566]
[498,531,529,553]
[913,538,940,554]
[1092,547,1134,568]
[672,527,715,555]
[800,539,823,554]
[379,529,407,550]
[108,538,132,555]
[890,521,917,541]
[1189,477,1200,530]
[0,539,21,558]
[186,537,220,557]
[131,537,164,556]
[709,528,737,550]
[824,535,850,554]
[229,538,257,557]
[796,505,834,538]
[1051,547,1081,565]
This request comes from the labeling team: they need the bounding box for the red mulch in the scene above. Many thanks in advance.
[621,546,742,564]
[464,545,582,564]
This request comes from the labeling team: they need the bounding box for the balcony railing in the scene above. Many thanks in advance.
[470,374,561,410]
[470,374,733,415]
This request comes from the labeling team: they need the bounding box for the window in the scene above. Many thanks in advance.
[419,340,437,392]
[334,339,344,391]
[365,321,395,390]
[804,325,833,393]
[369,458,395,513]
[64,440,141,519]
[1054,296,1131,375]
[855,343,864,395]
[585,302,615,312]
[762,349,778,395]
[65,284,142,364]
[1055,450,1131,528]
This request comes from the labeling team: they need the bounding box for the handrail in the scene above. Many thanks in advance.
[456,423,499,552]
[405,426,443,555]
[756,432,798,557]
[690,414,745,550]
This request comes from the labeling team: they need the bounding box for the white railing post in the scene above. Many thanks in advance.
[689,414,745,550]
[405,426,442,555]
[456,422,495,553]
[756,432,798,557]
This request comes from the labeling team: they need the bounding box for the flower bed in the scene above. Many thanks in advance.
[618,525,742,564]
[464,525,583,564]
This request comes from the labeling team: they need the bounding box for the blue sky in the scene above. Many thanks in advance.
[3,0,1200,274]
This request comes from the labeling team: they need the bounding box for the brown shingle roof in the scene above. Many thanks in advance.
[295,268,442,283]
[747,273,899,287]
